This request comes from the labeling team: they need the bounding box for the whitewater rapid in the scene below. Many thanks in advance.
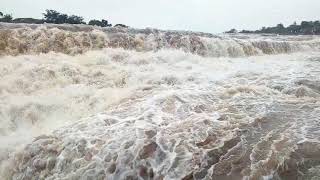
[0,24,320,180]
[1,23,320,57]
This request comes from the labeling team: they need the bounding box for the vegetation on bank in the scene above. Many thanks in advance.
[0,10,128,28]
[226,21,320,35]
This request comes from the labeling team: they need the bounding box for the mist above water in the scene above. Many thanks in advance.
[0,24,320,180]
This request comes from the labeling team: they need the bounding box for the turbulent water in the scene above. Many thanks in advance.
[0,23,320,180]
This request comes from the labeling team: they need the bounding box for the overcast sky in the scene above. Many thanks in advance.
[1,0,319,33]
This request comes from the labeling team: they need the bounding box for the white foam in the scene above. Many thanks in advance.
[0,44,320,179]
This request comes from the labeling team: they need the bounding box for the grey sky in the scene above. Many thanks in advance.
[1,0,319,33]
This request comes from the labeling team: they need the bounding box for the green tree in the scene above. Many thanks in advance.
[276,23,284,29]
[300,21,314,34]
[43,10,85,24]
[314,21,320,34]
[57,13,68,24]
[0,14,13,22]
[0,12,3,17]
[43,10,61,23]
[240,20,320,35]
[101,20,111,27]
[66,15,85,24]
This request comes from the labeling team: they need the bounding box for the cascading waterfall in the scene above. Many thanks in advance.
[1,23,320,57]
[0,23,320,180]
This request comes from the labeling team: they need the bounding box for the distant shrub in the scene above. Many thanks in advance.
[66,15,85,24]
[88,19,112,27]
[225,29,238,33]
[239,21,320,35]
[114,24,128,28]
[12,18,44,24]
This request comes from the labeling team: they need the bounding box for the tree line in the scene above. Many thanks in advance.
[0,10,128,28]
[226,21,320,35]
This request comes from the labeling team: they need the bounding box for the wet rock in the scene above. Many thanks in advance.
[295,79,320,92]
[295,87,309,97]
[104,118,118,126]
[82,169,106,180]
[77,138,87,155]
[221,137,241,152]
[113,153,118,161]
[196,135,216,147]
[120,153,134,165]
[149,168,154,179]
[123,140,135,149]
[155,147,167,164]
[46,156,56,170]
[271,85,285,91]
[145,130,157,138]
[182,172,194,180]
[56,158,69,172]
[26,144,42,157]
[142,86,153,91]
[154,175,164,180]
[72,158,87,169]
[33,158,46,171]
[107,163,116,174]
[217,114,229,121]
[97,170,107,180]
[139,141,158,159]
[21,152,32,164]
[37,138,55,146]
[125,174,139,180]
[104,153,112,162]
[90,139,106,148]
[162,76,179,86]
[33,135,54,142]
[297,141,320,157]
[194,169,208,179]
[277,158,299,180]
[139,166,148,179]
[87,162,97,169]
[84,152,93,161]
[194,104,207,113]
[46,143,61,154]
[206,148,226,163]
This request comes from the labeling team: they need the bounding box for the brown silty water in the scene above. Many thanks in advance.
[0,23,320,180]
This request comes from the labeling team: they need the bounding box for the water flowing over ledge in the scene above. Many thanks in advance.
[0,23,320,180]
[1,23,320,57]
[1,49,320,179]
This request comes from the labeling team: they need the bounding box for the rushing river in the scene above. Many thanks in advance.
[0,23,320,180]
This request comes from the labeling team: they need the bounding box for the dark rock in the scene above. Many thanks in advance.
[84,152,92,161]
[145,130,157,138]
[182,172,194,180]
[33,159,46,171]
[196,135,216,147]
[46,156,56,170]
[139,141,158,159]
[123,141,135,149]
[194,169,208,179]
[149,168,154,178]
[107,163,116,174]
[125,174,138,180]
[139,166,148,179]
[104,153,112,162]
